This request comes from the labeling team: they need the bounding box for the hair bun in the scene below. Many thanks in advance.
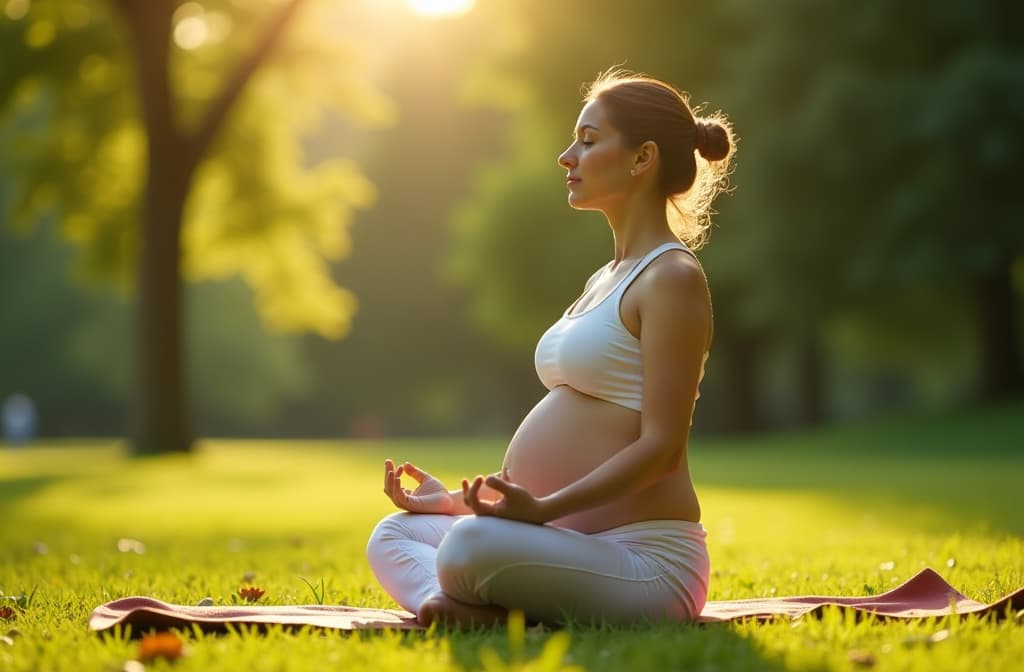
[694,120,730,161]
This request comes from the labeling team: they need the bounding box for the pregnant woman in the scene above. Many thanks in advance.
[367,69,735,627]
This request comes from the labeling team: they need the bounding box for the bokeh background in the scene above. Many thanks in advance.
[2,0,1022,447]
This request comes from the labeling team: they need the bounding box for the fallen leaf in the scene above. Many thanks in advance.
[138,631,183,662]
[238,586,265,603]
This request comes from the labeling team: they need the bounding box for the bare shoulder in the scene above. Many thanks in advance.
[635,250,713,346]
[638,250,709,303]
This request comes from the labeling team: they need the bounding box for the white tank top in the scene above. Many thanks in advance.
[534,242,708,414]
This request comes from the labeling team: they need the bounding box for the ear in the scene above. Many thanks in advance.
[632,140,659,177]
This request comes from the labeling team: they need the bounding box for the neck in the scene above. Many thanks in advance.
[603,192,677,264]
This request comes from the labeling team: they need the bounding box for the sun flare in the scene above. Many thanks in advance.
[407,0,475,19]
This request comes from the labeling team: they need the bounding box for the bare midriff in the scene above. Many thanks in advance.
[503,385,701,534]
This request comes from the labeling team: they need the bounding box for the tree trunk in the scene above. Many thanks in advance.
[135,168,192,453]
[971,262,1024,400]
[793,336,826,426]
[113,0,308,454]
[717,332,762,432]
[124,1,194,454]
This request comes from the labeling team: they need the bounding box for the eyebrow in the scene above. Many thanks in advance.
[573,123,599,137]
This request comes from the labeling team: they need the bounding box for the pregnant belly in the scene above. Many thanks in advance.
[504,385,701,532]
[503,386,646,531]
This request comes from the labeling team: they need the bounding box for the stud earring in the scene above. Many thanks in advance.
[629,169,637,176]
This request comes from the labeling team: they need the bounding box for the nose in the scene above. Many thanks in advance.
[558,145,575,169]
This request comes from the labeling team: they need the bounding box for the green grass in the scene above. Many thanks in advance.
[2,401,1023,671]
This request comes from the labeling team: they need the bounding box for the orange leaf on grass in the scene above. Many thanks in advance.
[238,586,265,603]
[138,631,184,662]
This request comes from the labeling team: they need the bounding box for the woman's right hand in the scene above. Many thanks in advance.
[383,459,456,514]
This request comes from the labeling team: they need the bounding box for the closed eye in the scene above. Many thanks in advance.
[573,123,599,146]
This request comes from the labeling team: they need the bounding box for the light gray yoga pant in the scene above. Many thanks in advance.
[366,513,710,624]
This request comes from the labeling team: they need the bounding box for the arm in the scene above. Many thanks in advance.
[464,256,711,523]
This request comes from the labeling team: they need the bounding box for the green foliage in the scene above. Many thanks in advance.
[448,120,608,353]
[185,279,311,428]
[445,0,723,357]
[1,0,137,282]
[0,0,394,337]
[292,19,548,437]
[3,0,1022,437]
[299,576,327,605]
[1,404,1022,671]
[0,224,312,432]
[447,0,1024,425]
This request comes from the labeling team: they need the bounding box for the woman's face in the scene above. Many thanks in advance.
[558,99,635,211]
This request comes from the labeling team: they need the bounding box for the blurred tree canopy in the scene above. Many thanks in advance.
[447,0,1024,430]
[1,0,1021,440]
[711,0,1024,422]
[0,223,312,435]
[1,0,392,452]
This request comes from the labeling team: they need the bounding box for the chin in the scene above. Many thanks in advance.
[567,193,593,210]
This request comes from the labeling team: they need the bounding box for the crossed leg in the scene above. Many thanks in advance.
[367,513,708,627]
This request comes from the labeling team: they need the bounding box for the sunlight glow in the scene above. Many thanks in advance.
[407,0,475,19]
[4,0,29,21]
[173,2,207,50]
[174,17,208,50]
[172,2,230,50]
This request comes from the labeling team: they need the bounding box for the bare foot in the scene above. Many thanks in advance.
[417,592,508,628]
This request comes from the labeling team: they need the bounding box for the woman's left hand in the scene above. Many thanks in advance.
[461,470,552,524]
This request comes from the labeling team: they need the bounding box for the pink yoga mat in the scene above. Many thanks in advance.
[89,568,1023,633]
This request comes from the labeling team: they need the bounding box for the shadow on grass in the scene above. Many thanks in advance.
[442,621,787,672]
[0,474,60,515]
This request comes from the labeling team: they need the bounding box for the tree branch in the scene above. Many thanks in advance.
[185,0,308,169]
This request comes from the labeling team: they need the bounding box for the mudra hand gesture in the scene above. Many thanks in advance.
[462,470,550,525]
[383,459,455,514]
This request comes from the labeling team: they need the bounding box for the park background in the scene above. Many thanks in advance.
[2,3,1023,671]
[1,0,1022,446]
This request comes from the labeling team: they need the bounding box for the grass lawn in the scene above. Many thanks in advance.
[2,401,1022,671]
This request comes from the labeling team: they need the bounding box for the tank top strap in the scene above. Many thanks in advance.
[613,242,693,300]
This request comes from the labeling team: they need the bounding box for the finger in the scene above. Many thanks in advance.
[386,466,404,504]
[468,476,490,514]
[484,475,513,495]
[384,459,394,494]
[402,462,427,484]
[388,472,402,505]
[463,477,480,509]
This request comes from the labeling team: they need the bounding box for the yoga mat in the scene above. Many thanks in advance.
[698,568,1023,622]
[89,568,1023,633]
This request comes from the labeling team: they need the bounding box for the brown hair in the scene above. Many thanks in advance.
[585,69,735,248]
